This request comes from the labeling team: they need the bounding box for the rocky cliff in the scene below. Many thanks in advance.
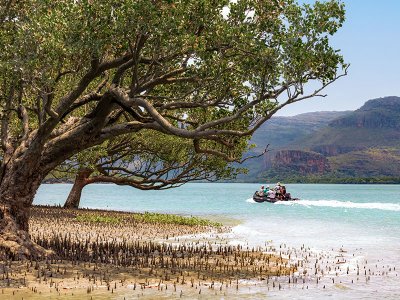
[330,96,400,129]
[273,150,331,175]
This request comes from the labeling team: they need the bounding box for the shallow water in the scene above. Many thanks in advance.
[34,183,400,299]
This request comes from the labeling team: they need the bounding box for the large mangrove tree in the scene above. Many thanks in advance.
[0,0,346,256]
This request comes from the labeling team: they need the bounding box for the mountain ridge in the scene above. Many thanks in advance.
[238,96,400,183]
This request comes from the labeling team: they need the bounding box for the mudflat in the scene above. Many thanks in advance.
[0,206,293,299]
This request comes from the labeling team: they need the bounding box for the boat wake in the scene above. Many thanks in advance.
[246,198,256,203]
[275,199,400,212]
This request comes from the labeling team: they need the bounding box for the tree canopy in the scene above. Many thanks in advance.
[1,0,346,171]
[60,129,252,208]
[60,130,244,188]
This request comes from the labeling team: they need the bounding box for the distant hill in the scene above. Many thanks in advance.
[236,111,349,181]
[238,96,400,183]
[250,111,351,153]
[296,96,400,152]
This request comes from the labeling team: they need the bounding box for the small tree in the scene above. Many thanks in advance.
[60,131,253,209]
[0,0,346,256]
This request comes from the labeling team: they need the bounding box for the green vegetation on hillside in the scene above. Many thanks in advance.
[259,172,400,184]
[250,111,350,152]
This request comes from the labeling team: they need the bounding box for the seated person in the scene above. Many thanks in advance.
[267,189,276,199]
[281,185,286,194]
[275,182,282,199]
[280,185,287,200]
[263,185,270,195]
[258,185,265,196]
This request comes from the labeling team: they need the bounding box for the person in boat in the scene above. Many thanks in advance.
[275,182,282,200]
[280,184,287,200]
[263,185,270,195]
[279,184,293,200]
[267,188,276,199]
[258,185,265,196]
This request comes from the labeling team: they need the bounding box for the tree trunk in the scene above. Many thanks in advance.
[0,162,51,258]
[63,169,93,209]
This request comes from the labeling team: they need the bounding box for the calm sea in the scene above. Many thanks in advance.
[34,183,400,299]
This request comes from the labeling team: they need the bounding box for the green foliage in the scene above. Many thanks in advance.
[1,0,347,186]
[60,129,245,182]
[76,214,121,224]
[75,211,222,226]
[1,0,346,128]
[133,212,222,227]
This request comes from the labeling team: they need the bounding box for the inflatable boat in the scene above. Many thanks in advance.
[252,192,299,203]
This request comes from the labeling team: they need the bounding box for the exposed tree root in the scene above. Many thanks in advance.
[0,231,54,260]
[0,203,54,260]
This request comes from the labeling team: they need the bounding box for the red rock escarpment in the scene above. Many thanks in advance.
[273,150,331,175]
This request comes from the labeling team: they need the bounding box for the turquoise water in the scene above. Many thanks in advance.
[34,183,400,299]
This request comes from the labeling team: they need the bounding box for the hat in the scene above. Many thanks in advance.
[277,182,281,185]
[267,185,270,188]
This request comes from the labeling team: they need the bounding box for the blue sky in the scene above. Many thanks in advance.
[277,0,400,115]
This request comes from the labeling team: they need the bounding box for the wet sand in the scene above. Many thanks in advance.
[0,206,296,299]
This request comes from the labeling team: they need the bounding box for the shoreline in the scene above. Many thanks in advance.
[1,205,398,299]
